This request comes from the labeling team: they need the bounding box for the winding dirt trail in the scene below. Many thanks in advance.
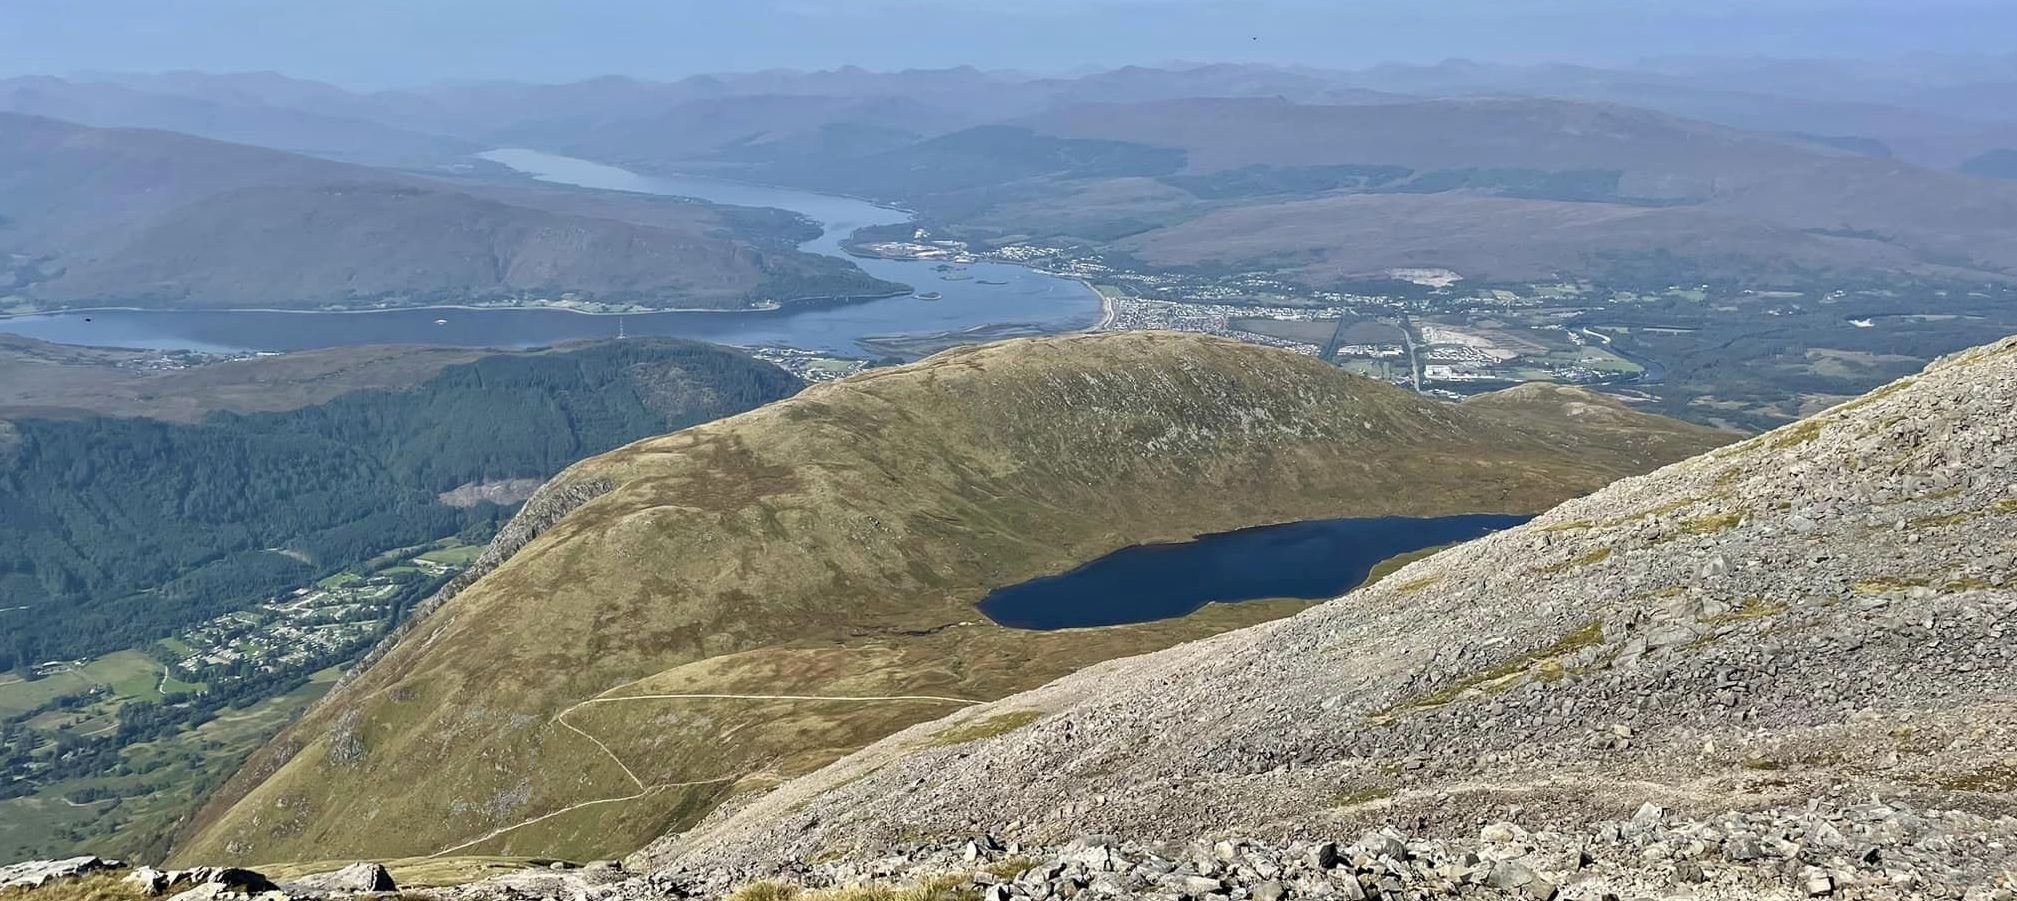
[427,688,982,857]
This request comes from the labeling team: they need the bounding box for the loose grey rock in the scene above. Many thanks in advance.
[281,862,395,895]
[0,857,121,891]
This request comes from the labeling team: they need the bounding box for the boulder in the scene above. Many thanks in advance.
[126,866,171,895]
[280,862,396,895]
[158,867,279,901]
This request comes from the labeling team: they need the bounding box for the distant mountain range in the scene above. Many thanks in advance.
[0,113,895,312]
[7,62,2017,304]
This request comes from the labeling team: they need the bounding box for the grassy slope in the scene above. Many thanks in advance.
[176,332,1729,864]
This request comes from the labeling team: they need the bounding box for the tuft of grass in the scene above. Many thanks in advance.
[1995,498,2017,515]
[728,882,801,901]
[1937,762,2017,793]
[1332,784,1394,808]
[1679,511,1744,536]
[1769,419,1826,450]
[1537,519,1594,532]
[1706,596,1787,624]
[1853,577,1931,594]
[1373,621,1603,719]
[818,876,978,901]
[930,710,1043,747]
[1360,545,1456,589]
[1626,497,1699,522]
[1541,546,1612,574]
[0,873,145,901]
[1392,574,1442,594]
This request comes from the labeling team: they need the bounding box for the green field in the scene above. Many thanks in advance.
[156,637,195,657]
[364,543,436,571]
[0,667,340,862]
[317,571,363,590]
[417,542,485,566]
[0,651,199,717]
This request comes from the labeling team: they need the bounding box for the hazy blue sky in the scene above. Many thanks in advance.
[5,0,2015,87]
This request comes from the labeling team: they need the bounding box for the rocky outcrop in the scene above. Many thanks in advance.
[651,335,2017,898]
[280,863,398,896]
[437,478,546,509]
[627,796,2008,900]
[127,865,278,897]
[0,857,121,891]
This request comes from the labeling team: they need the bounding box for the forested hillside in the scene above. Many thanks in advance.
[0,339,801,671]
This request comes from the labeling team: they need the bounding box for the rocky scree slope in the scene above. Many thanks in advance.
[655,335,2017,898]
[177,332,1725,864]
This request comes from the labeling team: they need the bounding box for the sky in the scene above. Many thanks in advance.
[4,0,2016,88]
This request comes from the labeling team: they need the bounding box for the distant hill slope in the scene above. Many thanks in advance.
[176,332,1729,864]
[0,74,475,169]
[0,113,895,311]
[22,71,2017,288]
[0,336,499,422]
[1028,98,2017,284]
[688,96,2017,286]
[659,334,2017,897]
[0,338,802,672]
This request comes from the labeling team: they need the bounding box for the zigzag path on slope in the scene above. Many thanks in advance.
[427,686,981,858]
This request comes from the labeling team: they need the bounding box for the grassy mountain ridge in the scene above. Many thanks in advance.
[177,332,1729,864]
[656,334,2017,896]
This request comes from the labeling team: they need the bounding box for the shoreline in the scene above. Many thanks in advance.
[0,292,914,322]
[2,155,1103,349]
[1085,280,1117,331]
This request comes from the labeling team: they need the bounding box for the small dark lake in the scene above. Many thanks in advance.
[978,514,1531,630]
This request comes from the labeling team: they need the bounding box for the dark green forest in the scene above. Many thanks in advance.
[0,339,800,670]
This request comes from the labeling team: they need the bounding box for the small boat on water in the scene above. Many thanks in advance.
[434,318,448,325]
[915,291,943,301]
